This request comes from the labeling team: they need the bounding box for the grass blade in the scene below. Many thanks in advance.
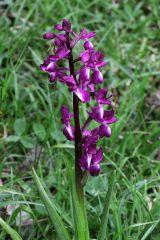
[98,171,115,240]
[32,168,71,240]
[0,217,22,240]
[140,220,160,240]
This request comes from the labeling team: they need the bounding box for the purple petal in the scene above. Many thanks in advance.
[85,135,98,147]
[89,164,100,176]
[57,71,67,81]
[81,30,96,40]
[61,105,73,124]
[91,70,103,84]
[70,35,81,48]
[80,50,90,62]
[96,88,111,105]
[55,38,61,46]
[40,58,50,71]
[49,55,59,61]
[85,31,96,39]
[87,143,97,154]
[40,64,47,71]
[96,61,107,68]
[62,75,76,90]
[80,153,92,171]
[56,48,70,60]
[88,84,95,93]
[63,75,76,84]
[87,105,104,121]
[83,128,99,153]
[92,51,104,62]
[98,99,111,104]
[79,66,90,83]
[63,124,75,141]
[84,41,94,50]
[74,88,90,102]
[46,62,57,72]
[103,109,117,124]
[62,19,71,32]
[105,116,117,124]
[50,72,57,82]
[92,147,103,164]
[80,29,87,38]
[43,32,54,40]
[91,128,100,136]
[54,33,66,43]
[97,88,108,98]
[82,130,91,137]
[71,29,95,48]
[55,24,63,31]
[99,125,111,138]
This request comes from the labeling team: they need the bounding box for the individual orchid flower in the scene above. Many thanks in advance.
[62,76,90,102]
[82,128,99,154]
[87,106,117,125]
[40,58,67,82]
[96,88,112,105]
[71,29,96,49]
[61,105,75,141]
[80,147,103,176]
[80,49,107,69]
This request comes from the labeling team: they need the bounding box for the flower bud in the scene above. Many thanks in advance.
[43,32,54,40]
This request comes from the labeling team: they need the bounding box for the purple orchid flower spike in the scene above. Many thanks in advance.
[40,19,117,179]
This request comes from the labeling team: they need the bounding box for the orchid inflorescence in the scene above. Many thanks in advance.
[40,19,117,177]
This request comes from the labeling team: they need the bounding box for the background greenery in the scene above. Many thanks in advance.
[1,0,160,239]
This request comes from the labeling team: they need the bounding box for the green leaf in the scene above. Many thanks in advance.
[65,160,89,240]
[141,220,160,240]
[14,119,26,136]
[33,123,46,141]
[32,169,71,240]
[20,136,36,148]
[70,181,89,240]
[0,217,22,240]
[5,136,20,142]
[50,128,65,141]
[98,171,115,240]
[29,47,42,66]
